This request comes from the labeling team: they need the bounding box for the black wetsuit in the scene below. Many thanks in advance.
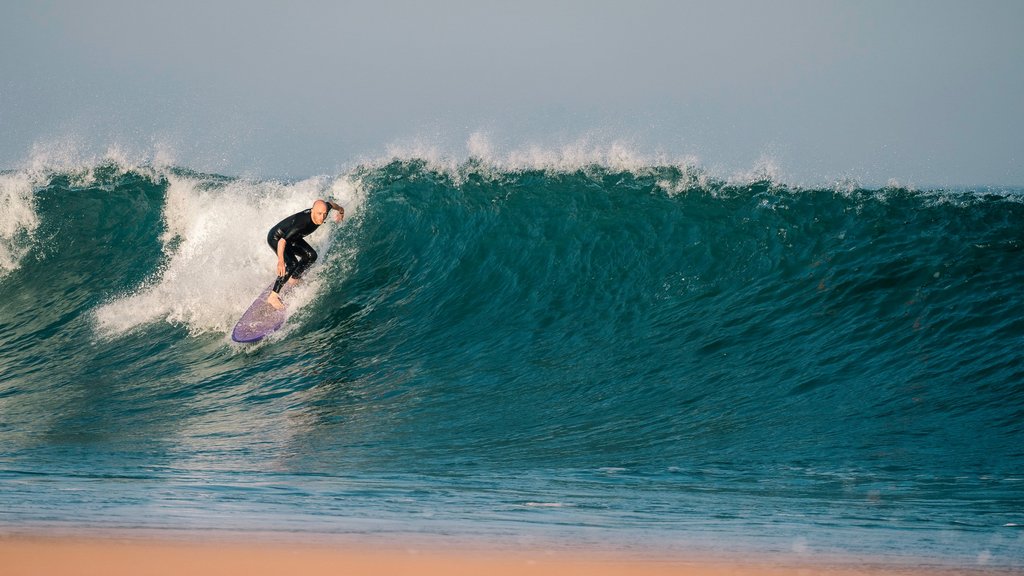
[267,206,331,293]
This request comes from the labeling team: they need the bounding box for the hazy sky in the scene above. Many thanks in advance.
[2,0,1022,186]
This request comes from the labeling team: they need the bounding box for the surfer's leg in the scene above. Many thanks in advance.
[274,248,299,289]
[269,272,289,309]
[271,274,289,294]
[268,268,290,309]
[268,244,300,309]
[267,290,285,310]
[289,239,318,281]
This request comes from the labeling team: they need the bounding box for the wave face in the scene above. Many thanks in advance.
[1,159,1023,564]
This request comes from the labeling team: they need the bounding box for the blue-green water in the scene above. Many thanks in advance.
[1,158,1022,566]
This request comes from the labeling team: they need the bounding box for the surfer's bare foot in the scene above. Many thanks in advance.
[287,277,300,286]
[267,291,285,310]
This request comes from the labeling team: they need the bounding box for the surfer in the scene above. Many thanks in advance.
[266,199,345,310]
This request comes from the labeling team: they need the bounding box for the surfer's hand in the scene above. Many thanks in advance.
[333,208,344,223]
[277,261,286,276]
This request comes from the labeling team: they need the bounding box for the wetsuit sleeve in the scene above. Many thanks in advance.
[268,218,289,245]
[269,210,318,243]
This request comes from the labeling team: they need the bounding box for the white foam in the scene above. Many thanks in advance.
[13,138,170,197]
[725,154,782,186]
[370,132,709,187]
[94,171,365,338]
[477,133,661,174]
[364,132,963,197]
[0,171,39,276]
[353,132,824,200]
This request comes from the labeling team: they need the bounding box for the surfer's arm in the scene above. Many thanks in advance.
[276,238,287,277]
[325,200,345,222]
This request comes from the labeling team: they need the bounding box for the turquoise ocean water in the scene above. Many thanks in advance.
[1,154,1022,566]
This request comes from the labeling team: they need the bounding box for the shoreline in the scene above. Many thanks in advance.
[3,532,1019,576]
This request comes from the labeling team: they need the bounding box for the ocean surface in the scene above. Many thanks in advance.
[1,153,1022,567]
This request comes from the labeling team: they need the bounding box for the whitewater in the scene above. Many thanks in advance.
[1,143,1022,567]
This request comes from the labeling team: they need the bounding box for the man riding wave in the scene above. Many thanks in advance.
[265,199,344,310]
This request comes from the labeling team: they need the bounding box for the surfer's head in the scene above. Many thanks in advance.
[311,200,329,225]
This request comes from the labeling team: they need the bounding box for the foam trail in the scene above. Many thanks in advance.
[94,172,363,338]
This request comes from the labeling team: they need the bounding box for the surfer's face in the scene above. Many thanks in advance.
[311,204,328,225]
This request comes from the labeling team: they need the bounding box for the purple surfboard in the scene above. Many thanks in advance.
[231,283,286,343]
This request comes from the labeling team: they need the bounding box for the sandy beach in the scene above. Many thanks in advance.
[3,534,1017,576]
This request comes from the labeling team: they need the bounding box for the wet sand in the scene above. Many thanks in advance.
[3,534,1016,576]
